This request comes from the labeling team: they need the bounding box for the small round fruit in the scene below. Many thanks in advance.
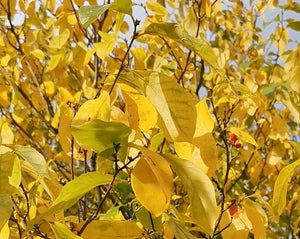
[229,204,241,219]
[230,133,238,143]
[235,140,242,149]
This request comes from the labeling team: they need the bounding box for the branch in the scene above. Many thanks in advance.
[109,16,140,95]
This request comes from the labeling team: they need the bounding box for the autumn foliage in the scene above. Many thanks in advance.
[1,0,300,238]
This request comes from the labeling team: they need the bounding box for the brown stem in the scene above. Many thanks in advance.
[109,16,139,95]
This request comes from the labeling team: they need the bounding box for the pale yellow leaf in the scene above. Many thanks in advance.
[164,154,217,236]
[243,198,267,239]
[131,144,173,217]
[0,152,21,195]
[49,54,63,71]
[121,71,197,143]
[272,159,300,219]
[72,91,111,126]
[146,0,168,15]
[1,123,14,144]
[220,210,251,239]
[95,32,117,59]
[229,127,258,147]
[194,99,214,137]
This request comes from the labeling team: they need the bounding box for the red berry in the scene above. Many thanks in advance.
[235,140,242,149]
[229,204,241,219]
[230,133,237,143]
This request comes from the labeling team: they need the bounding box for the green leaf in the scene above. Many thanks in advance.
[230,82,252,99]
[0,194,12,231]
[6,145,50,178]
[50,222,83,239]
[0,152,21,194]
[166,217,198,239]
[72,119,131,160]
[287,21,300,31]
[79,5,111,28]
[110,0,133,15]
[260,83,276,98]
[272,159,300,219]
[136,207,163,232]
[144,23,224,76]
[28,172,112,229]
[164,154,217,236]
[120,70,197,143]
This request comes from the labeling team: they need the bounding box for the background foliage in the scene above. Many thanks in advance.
[1,0,300,238]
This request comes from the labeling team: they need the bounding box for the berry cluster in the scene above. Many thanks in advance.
[230,133,242,149]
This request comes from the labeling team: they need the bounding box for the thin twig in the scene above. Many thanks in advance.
[109,16,139,95]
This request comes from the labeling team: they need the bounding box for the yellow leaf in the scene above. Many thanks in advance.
[243,198,267,239]
[50,222,82,239]
[0,85,10,108]
[220,210,251,239]
[229,127,258,147]
[31,90,46,111]
[194,99,214,137]
[67,14,77,25]
[41,81,55,97]
[72,91,111,126]
[0,221,10,239]
[0,54,10,67]
[122,91,139,130]
[30,49,45,60]
[121,71,197,142]
[194,133,218,177]
[79,220,143,239]
[182,7,198,36]
[269,116,289,141]
[58,104,74,153]
[272,159,300,219]
[122,88,157,132]
[95,32,117,59]
[0,196,12,232]
[131,145,173,217]
[49,54,63,71]
[146,0,168,16]
[59,87,74,103]
[164,154,217,236]
[49,29,70,49]
[174,142,195,160]
[1,122,14,144]
[200,0,211,17]
[71,42,88,70]
[0,152,21,195]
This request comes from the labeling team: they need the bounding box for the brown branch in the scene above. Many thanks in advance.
[109,16,139,95]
